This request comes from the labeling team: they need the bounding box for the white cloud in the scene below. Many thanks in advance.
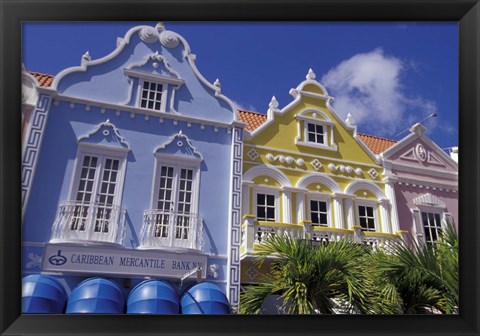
[233,100,258,113]
[321,48,438,137]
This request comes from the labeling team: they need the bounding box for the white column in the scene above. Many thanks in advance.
[242,182,253,216]
[296,191,306,224]
[379,199,392,234]
[344,197,355,229]
[383,177,400,233]
[282,188,292,224]
[332,194,345,229]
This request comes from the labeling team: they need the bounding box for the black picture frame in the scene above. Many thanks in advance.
[1,1,479,335]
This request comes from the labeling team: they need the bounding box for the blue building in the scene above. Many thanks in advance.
[21,23,243,313]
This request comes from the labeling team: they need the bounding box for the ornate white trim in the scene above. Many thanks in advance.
[243,164,292,187]
[227,127,243,311]
[154,131,203,160]
[266,153,305,167]
[413,193,446,208]
[344,180,387,200]
[22,94,53,216]
[77,119,131,151]
[296,173,341,193]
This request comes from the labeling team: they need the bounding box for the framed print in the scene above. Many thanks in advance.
[1,1,479,336]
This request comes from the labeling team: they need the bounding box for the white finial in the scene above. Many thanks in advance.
[82,51,91,61]
[156,22,165,32]
[306,68,316,80]
[267,96,280,119]
[106,119,110,123]
[214,78,221,88]
[179,129,183,135]
[269,96,279,109]
[345,113,356,127]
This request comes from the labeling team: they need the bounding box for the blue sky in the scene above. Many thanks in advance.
[22,22,458,149]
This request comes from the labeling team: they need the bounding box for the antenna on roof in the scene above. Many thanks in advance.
[394,113,438,138]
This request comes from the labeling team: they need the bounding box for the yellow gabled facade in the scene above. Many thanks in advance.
[239,69,403,284]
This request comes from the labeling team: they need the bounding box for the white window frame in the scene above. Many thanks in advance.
[355,201,378,232]
[307,194,332,227]
[295,113,338,151]
[253,187,280,222]
[414,205,451,245]
[136,78,169,113]
[68,144,128,207]
[150,153,201,215]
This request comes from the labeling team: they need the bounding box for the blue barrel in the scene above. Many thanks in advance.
[127,280,179,314]
[180,282,230,314]
[22,275,67,313]
[66,278,124,314]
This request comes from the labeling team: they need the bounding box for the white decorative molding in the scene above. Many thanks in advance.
[345,113,356,127]
[22,94,53,215]
[345,180,387,200]
[415,144,427,162]
[247,148,259,161]
[413,193,446,208]
[266,153,304,167]
[78,119,131,151]
[159,30,180,48]
[399,147,417,162]
[328,163,337,171]
[26,253,42,269]
[368,168,379,179]
[427,151,445,166]
[296,173,341,193]
[355,168,363,176]
[154,130,203,160]
[311,159,323,171]
[227,127,243,311]
[139,26,159,44]
[243,165,292,187]
[207,264,219,279]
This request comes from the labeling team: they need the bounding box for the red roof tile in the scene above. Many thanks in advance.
[237,109,267,132]
[357,133,397,154]
[29,71,54,87]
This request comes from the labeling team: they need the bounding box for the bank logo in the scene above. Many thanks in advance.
[48,250,67,266]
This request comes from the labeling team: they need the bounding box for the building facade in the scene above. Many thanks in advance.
[379,123,458,246]
[21,23,243,313]
[238,70,405,285]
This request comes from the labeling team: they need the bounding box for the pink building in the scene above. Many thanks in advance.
[379,123,458,246]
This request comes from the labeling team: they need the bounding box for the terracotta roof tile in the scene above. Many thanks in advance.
[29,71,54,87]
[237,109,267,132]
[357,133,397,154]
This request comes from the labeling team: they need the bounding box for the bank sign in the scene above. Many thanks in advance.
[41,243,208,279]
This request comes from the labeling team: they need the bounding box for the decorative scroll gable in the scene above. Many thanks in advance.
[413,193,446,208]
[78,120,130,151]
[155,131,203,160]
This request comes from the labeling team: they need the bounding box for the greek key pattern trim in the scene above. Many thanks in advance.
[228,127,243,311]
[22,94,52,210]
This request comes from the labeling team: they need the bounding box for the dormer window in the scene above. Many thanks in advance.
[295,109,337,151]
[139,80,166,111]
[307,123,325,144]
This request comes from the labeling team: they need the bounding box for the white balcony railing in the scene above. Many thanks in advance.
[241,217,404,255]
[50,201,126,245]
[139,210,203,251]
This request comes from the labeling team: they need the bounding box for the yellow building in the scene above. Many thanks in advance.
[238,69,405,284]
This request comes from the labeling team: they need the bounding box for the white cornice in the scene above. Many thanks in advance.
[124,68,185,86]
[388,161,458,180]
[37,88,245,130]
[395,177,458,191]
